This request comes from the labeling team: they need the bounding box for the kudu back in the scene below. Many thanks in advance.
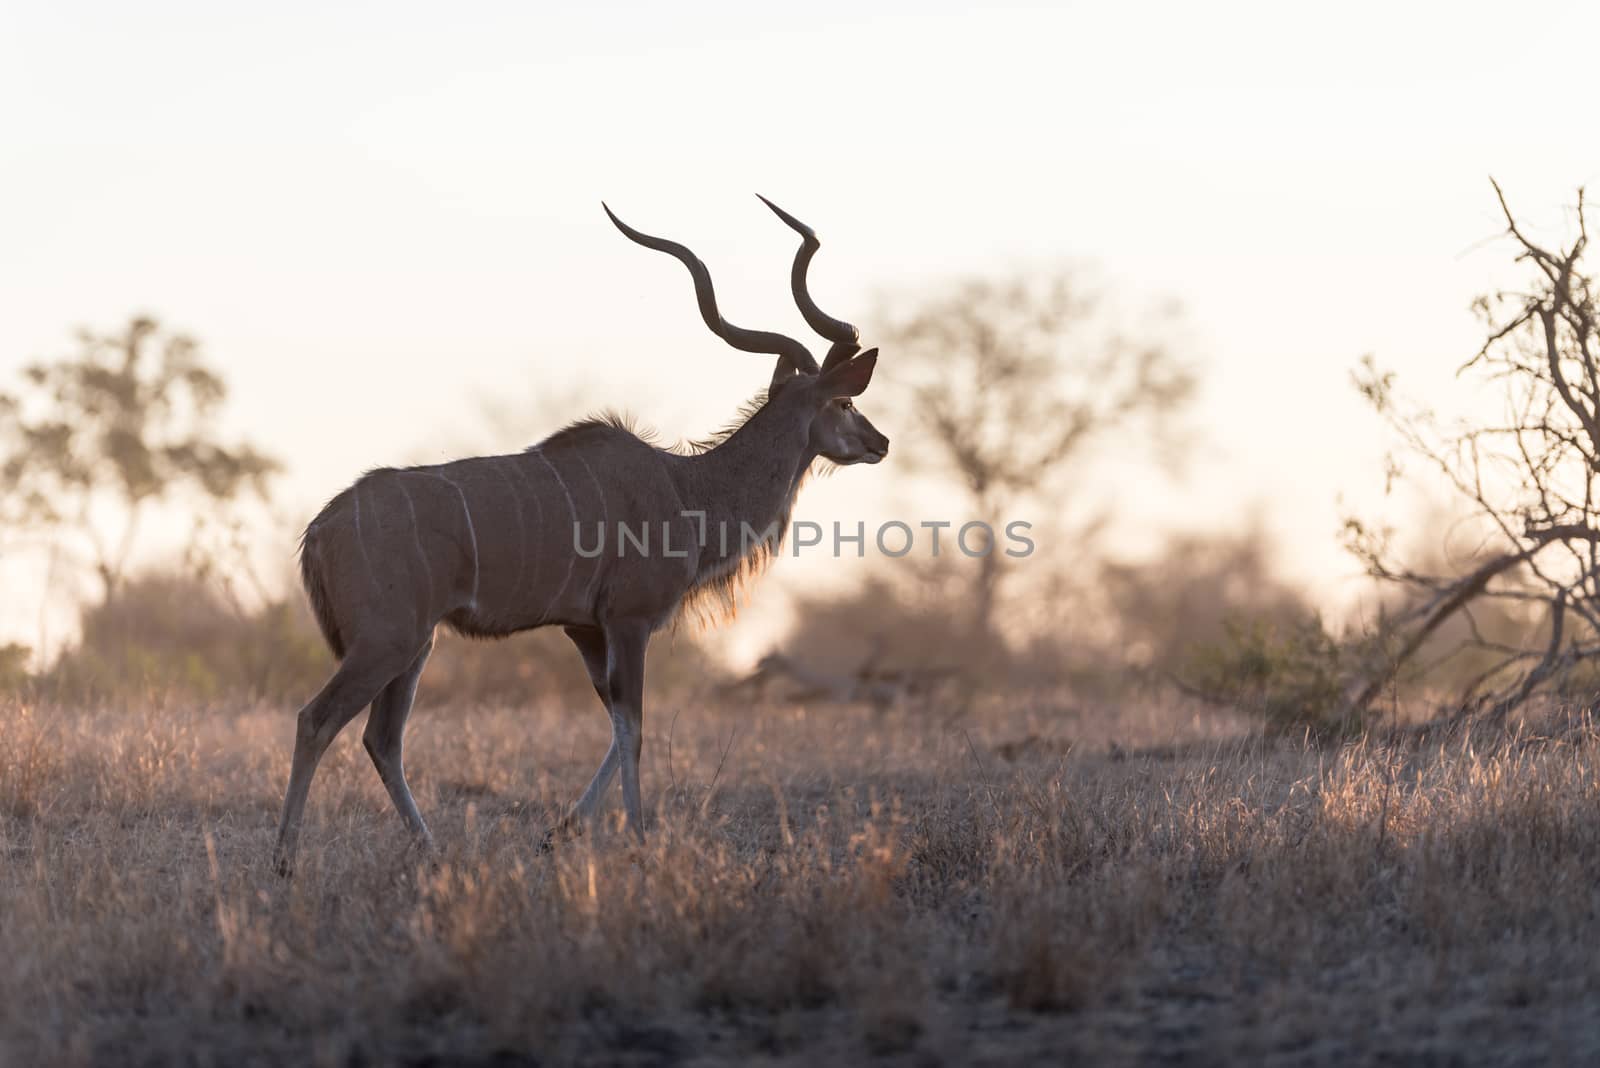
[273,197,888,873]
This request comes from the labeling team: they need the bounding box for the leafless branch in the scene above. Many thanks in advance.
[1347,184,1600,723]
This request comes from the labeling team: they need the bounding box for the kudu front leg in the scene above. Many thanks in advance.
[540,626,621,851]
[604,621,651,844]
[540,622,650,850]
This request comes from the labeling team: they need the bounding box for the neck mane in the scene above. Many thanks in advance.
[536,391,820,629]
[672,391,818,628]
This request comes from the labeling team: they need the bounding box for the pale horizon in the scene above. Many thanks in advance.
[4,0,1599,658]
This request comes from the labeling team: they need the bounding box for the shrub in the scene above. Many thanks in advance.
[1180,612,1363,735]
[41,573,331,702]
[36,568,725,707]
[0,643,29,693]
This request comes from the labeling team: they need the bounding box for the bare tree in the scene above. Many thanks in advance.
[0,317,279,604]
[1346,182,1600,721]
[876,273,1194,643]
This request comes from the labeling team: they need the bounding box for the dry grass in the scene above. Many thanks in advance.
[2,689,1600,1066]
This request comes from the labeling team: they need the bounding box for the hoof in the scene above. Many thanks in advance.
[537,821,582,855]
[404,838,441,874]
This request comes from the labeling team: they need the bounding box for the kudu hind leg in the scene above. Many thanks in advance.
[273,643,421,875]
[362,634,436,851]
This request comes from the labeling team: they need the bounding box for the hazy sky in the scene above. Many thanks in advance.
[3,1,1599,656]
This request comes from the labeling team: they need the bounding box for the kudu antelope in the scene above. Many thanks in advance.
[273,197,887,872]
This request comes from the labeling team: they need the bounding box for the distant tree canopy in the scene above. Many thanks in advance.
[0,316,279,604]
[1098,524,1314,679]
[875,271,1196,646]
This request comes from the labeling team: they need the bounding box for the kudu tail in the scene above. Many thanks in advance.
[298,526,347,660]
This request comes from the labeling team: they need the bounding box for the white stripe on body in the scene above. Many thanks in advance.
[531,447,577,620]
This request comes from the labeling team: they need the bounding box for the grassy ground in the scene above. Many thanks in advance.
[2,689,1599,1066]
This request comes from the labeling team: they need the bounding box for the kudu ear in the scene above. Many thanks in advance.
[816,348,877,398]
[819,339,860,374]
